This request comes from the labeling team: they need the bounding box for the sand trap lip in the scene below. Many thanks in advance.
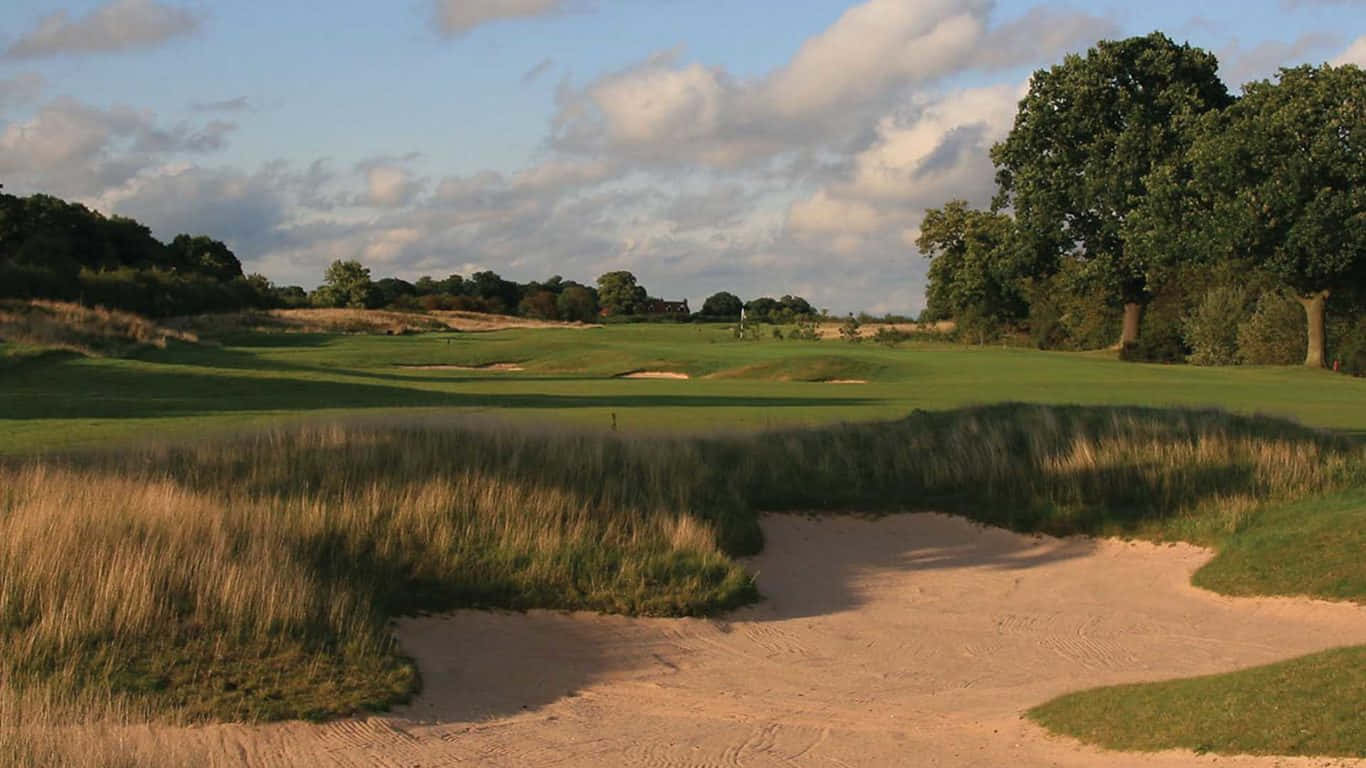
[618,370,690,379]
[133,513,1366,767]
[397,363,525,372]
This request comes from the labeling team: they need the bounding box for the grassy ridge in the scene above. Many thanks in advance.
[2,404,1360,733]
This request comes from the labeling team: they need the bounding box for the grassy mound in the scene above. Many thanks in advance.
[1029,645,1366,757]
[0,300,196,359]
[1,404,1361,732]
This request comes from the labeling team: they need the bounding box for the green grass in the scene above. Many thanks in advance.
[4,323,1366,454]
[3,320,1365,760]
[1029,646,1366,757]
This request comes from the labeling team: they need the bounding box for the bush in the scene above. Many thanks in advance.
[1184,286,1251,366]
[838,315,862,343]
[1237,293,1305,365]
[1329,315,1366,375]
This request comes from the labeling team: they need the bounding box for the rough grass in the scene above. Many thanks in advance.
[0,300,197,358]
[2,404,1361,747]
[167,308,595,338]
[706,355,884,382]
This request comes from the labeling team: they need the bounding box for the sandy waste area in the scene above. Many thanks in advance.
[129,514,1366,767]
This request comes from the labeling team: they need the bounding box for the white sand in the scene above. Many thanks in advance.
[126,513,1366,767]
[620,371,691,379]
[397,363,525,371]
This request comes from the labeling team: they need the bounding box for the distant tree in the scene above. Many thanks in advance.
[1180,64,1366,367]
[991,32,1233,347]
[596,271,647,315]
[518,290,559,320]
[314,259,379,309]
[917,201,1025,329]
[778,295,815,318]
[168,234,243,281]
[700,291,743,318]
[556,284,599,322]
[744,297,780,322]
[470,270,518,314]
[374,277,416,306]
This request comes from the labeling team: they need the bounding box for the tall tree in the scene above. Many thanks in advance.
[315,259,379,309]
[917,201,1024,326]
[596,271,647,316]
[1182,64,1366,367]
[991,32,1233,347]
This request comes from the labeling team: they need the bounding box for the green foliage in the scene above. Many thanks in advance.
[555,285,600,322]
[917,200,1025,328]
[1184,286,1252,366]
[700,291,743,318]
[992,32,1233,309]
[1237,292,1306,365]
[596,271,648,316]
[314,260,380,309]
[743,295,816,324]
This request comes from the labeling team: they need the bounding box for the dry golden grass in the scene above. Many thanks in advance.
[0,300,197,357]
[168,308,599,337]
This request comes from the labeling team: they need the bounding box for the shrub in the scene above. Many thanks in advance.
[1184,286,1251,366]
[1237,293,1305,365]
[838,315,862,343]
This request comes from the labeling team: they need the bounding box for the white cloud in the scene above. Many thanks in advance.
[0,73,45,111]
[1333,35,1366,66]
[0,98,235,198]
[3,0,201,60]
[432,0,564,37]
[552,1,1112,170]
[365,165,421,208]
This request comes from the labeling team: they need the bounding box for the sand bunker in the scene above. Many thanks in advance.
[122,514,1366,767]
[619,371,690,379]
[822,378,867,384]
[397,363,525,372]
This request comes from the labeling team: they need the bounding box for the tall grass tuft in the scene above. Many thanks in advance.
[1,404,1361,735]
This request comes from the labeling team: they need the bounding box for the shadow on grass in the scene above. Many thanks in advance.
[0,363,877,420]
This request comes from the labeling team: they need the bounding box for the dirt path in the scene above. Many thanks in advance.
[138,514,1366,767]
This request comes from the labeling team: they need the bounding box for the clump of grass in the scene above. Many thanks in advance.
[0,300,197,358]
[0,404,1360,729]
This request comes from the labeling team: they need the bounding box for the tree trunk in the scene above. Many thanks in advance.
[1297,290,1330,368]
[1119,302,1143,347]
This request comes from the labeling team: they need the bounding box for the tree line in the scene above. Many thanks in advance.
[920,33,1365,372]
[0,192,817,324]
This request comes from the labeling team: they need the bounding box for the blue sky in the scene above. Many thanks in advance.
[1,0,1362,313]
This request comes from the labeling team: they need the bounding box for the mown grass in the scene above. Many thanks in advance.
[5,322,1366,454]
[1,405,1361,741]
[1029,646,1366,757]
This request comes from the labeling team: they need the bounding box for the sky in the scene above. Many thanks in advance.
[1,0,1363,314]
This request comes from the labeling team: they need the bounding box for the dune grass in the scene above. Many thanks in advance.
[0,300,197,359]
[1,404,1361,742]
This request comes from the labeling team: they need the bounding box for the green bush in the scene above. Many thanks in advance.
[1237,293,1305,365]
[1184,286,1251,366]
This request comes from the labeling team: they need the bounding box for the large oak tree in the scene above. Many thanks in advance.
[1180,64,1366,367]
[991,32,1233,347]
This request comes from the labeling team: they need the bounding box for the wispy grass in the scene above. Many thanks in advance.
[1,404,1361,762]
[0,300,196,358]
